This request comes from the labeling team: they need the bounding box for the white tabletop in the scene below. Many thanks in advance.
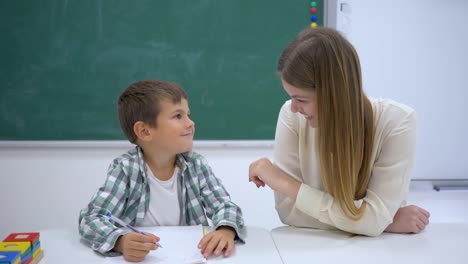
[39,226,282,264]
[271,223,468,264]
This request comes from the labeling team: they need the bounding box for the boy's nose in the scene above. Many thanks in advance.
[187,118,195,128]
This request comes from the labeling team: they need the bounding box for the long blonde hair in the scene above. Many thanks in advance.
[278,27,374,220]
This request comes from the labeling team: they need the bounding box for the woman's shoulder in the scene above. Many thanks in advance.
[371,98,415,116]
[370,97,416,132]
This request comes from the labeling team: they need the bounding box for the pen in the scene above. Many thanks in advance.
[105,212,163,248]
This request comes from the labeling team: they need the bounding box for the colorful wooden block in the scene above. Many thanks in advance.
[28,250,43,264]
[1,233,42,264]
[0,251,20,264]
[3,234,39,248]
[30,242,39,256]
[31,247,41,260]
[0,242,30,261]
[20,249,31,264]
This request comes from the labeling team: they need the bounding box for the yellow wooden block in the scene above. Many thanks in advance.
[32,247,41,258]
[0,242,30,255]
[30,250,44,264]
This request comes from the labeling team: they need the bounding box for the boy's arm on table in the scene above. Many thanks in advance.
[197,155,246,242]
[78,163,131,255]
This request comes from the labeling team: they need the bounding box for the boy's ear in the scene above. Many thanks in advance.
[133,121,152,141]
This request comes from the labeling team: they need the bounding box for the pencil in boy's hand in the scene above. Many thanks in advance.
[105,212,163,248]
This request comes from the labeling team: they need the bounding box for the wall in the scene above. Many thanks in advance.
[334,0,468,179]
[0,143,284,239]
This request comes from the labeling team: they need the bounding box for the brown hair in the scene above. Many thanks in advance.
[278,27,374,220]
[117,80,188,144]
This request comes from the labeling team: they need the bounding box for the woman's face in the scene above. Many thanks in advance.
[281,78,318,128]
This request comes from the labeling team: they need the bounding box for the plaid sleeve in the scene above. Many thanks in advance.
[78,162,131,255]
[197,156,246,242]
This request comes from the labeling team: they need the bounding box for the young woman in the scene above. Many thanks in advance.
[249,27,429,236]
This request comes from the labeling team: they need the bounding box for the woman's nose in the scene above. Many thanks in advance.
[291,100,299,113]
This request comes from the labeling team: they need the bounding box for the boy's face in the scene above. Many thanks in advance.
[149,98,195,154]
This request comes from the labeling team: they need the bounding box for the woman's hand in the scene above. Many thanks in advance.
[248,158,301,199]
[198,226,236,258]
[385,205,430,234]
[248,158,277,188]
[113,232,160,262]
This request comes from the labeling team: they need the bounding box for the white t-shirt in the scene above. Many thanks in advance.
[274,98,416,236]
[140,166,181,226]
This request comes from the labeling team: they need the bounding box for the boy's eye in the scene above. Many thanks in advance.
[295,98,306,103]
[175,114,182,119]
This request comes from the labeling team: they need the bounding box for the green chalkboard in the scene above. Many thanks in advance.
[0,0,325,140]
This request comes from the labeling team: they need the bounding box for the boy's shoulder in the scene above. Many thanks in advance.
[177,151,218,183]
[111,146,143,168]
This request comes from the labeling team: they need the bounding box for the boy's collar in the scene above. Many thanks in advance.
[136,146,191,173]
[175,151,192,172]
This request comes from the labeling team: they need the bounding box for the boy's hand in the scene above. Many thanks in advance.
[198,226,236,258]
[385,205,430,234]
[113,232,160,262]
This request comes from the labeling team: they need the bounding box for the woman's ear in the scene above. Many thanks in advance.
[133,121,152,142]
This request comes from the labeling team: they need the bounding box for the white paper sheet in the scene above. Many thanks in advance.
[102,226,206,264]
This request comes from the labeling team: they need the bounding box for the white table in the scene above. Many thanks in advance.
[271,223,468,264]
[39,226,282,264]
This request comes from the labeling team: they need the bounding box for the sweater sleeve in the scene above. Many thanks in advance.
[78,162,131,254]
[274,101,417,236]
[197,155,246,242]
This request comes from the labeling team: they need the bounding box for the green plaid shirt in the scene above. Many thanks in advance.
[79,146,244,255]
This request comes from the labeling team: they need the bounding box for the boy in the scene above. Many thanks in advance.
[79,80,244,262]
